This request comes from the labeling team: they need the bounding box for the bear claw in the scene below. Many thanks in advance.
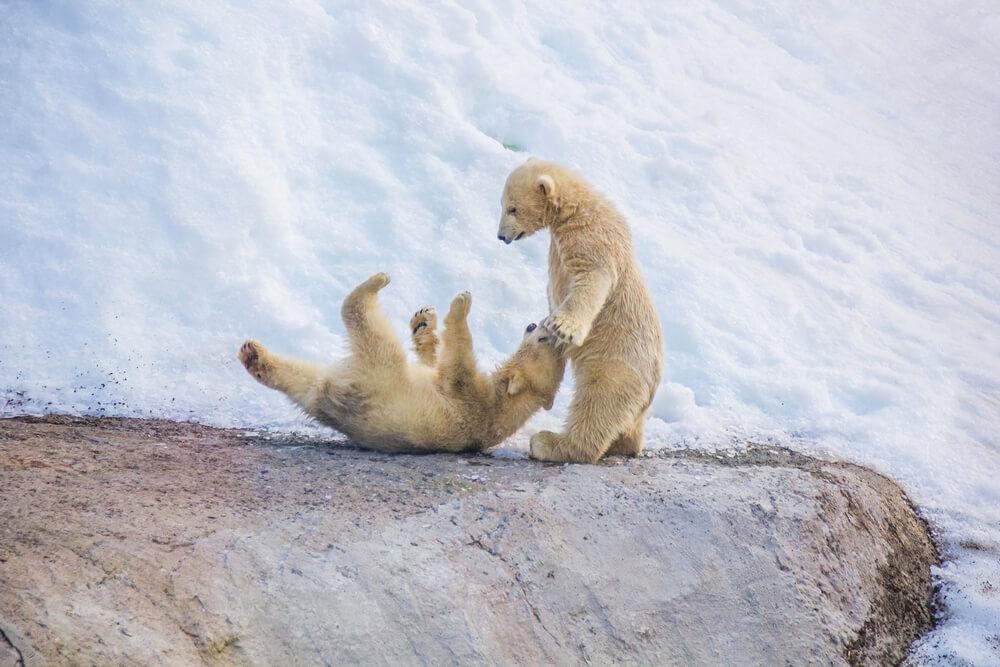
[542,313,585,347]
[239,340,260,369]
[410,306,437,335]
[238,340,270,381]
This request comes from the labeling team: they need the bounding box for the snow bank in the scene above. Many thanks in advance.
[1,1,997,661]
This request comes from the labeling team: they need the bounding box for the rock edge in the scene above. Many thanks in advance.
[0,416,938,666]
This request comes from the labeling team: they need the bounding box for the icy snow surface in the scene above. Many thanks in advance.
[2,2,998,662]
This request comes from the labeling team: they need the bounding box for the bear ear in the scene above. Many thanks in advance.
[537,174,556,203]
[507,371,526,397]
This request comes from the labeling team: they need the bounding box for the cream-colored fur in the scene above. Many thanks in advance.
[498,159,664,463]
[238,273,565,454]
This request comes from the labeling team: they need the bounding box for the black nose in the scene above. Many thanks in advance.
[497,234,505,242]
[526,322,537,332]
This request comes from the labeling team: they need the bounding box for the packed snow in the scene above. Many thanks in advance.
[2,1,998,662]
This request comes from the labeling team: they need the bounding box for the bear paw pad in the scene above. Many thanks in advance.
[238,340,269,381]
[410,307,437,335]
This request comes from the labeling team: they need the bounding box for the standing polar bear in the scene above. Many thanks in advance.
[497,158,663,463]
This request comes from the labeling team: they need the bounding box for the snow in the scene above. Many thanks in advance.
[1,1,998,662]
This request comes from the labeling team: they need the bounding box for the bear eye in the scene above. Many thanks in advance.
[537,336,549,343]
[507,207,517,215]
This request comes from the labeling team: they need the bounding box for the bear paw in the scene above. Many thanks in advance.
[447,291,472,321]
[238,340,270,383]
[410,306,437,335]
[364,272,391,291]
[529,430,563,462]
[541,312,588,347]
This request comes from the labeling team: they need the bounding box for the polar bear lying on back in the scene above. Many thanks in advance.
[239,273,565,453]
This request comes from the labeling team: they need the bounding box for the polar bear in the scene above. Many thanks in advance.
[497,159,663,463]
[238,273,565,454]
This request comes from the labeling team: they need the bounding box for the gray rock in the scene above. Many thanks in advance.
[0,416,937,666]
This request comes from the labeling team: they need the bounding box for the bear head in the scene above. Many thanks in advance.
[497,158,562,244]
[504,321,566,410]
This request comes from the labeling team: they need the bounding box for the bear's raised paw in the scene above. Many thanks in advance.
[238,340,270,383]
[447,291,472,321]
[410,307,437,335]
[363,272,391,291]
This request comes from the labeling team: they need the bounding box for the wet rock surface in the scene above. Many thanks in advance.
[0,416,937,665]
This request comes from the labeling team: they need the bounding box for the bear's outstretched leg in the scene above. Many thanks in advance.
[436,292,479,395]
[530,367,644,463]
[239,340,326,411]
[340,272,406,370]
[409,306,439,367]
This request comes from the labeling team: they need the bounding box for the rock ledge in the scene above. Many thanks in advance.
[0,416,937,665]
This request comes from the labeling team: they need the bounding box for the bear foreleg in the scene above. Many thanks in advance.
[543,269,613,347]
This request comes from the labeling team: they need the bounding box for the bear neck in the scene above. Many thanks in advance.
[546,199,580,232]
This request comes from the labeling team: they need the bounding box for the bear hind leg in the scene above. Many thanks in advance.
[606,410,647,458]
[530,385,640,464]
[340,272,406,369]
[531,367,651,463]
[239,340,327,412]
